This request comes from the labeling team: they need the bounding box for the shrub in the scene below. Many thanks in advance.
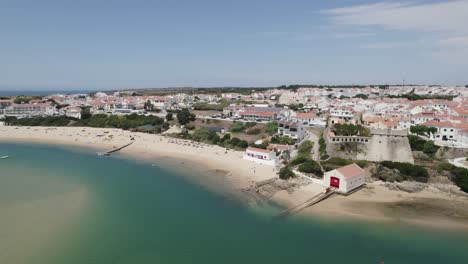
[319,133,327,156]
[408,135,427,151]
[437,162,468,193]
[265,122,278,134]
[333,124,370,137]
[380,161,429,182]
[279,166,295,180]
[410,125,437,136]
[422,141,439,154]
[177,108,195,125]
[290,155,311,166]
[298,160,323,176]
[245,127,261,135]
[270,136,294,145]
[230,122,245,132]
[324,157,351,166]
[322,157,368,168]
[298,140,313,154]
[244,122,257,128]
[237,140,249,149]
[222,134,231,141]
[185,124,195,130]
[355,160,369,168]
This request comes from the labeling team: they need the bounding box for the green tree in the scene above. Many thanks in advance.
[265,121,278,134]
[166,113,173,121]
[422,141,439,154]
[80,106,92,120]
[279,166,295,180]
[144,100,154,111]
[354,94,369,99]
[237,140,249,149]
[298,140,313,154]
[230,122,245,132]
[298,160,323,176]
[177,108,195,125]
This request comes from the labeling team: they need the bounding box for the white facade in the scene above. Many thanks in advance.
[3,103,56,117]
[277,120,305,141]
[330,108,354,120]
[243,147,278,166]
[323,164,366,194]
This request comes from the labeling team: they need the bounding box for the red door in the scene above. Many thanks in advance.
[330,177,340,188]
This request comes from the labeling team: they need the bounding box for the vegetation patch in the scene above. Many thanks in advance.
[410,125,437,136]
[380,161,429,182]
[270,135,294,145]
[319,132,328,159]
[408,135,440,154]
[322,157,368,168]
[3,114,168,132]
[264,121,278,135]
[298,160,323,176]
[332,124,370,137]
[279,166,295,180]
[437,163,468,193]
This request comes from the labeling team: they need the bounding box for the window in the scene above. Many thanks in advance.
[444,129,447,132]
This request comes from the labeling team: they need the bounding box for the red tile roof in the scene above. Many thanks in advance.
[336,164,365,179]
[246,147,272,153]
[296,112,316,119]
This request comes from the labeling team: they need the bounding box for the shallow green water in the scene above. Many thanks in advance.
[1,143,468,264]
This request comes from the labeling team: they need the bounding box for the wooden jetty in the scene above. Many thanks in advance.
[97,141,134,156]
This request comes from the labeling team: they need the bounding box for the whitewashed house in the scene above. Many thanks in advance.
[323,163,366,194]
[3,103,56,118]
[294,112,326,127]
[243,147,278,166]
[277,120,305,141]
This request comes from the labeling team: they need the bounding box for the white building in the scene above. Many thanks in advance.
[330,108,354,121]
[3,103,56,117]
[243,147,278,166]
[423,120,458,141]
[277,120,305,141]
[323,163,366,194]
[294,112,326,127]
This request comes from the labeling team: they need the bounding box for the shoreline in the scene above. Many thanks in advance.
[1,126,468,231]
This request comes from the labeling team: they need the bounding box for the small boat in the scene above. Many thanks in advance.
[1,156,9,159]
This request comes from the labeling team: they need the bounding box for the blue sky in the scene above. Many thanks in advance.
[1,0,467,90]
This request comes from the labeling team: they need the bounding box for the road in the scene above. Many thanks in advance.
[449,157,468,169]
[305,127,323,161]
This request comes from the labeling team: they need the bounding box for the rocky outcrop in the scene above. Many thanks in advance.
[384,181,427,193]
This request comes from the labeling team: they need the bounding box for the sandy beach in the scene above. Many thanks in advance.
[1,126,468,230]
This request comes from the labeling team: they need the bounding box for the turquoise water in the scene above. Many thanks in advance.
[1,143,468,264]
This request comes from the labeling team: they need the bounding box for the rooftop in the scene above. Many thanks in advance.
[336,163,365,179]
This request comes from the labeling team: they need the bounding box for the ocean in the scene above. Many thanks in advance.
[1,142,467,264]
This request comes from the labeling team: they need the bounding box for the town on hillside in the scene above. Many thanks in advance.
[1,85,468,199]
